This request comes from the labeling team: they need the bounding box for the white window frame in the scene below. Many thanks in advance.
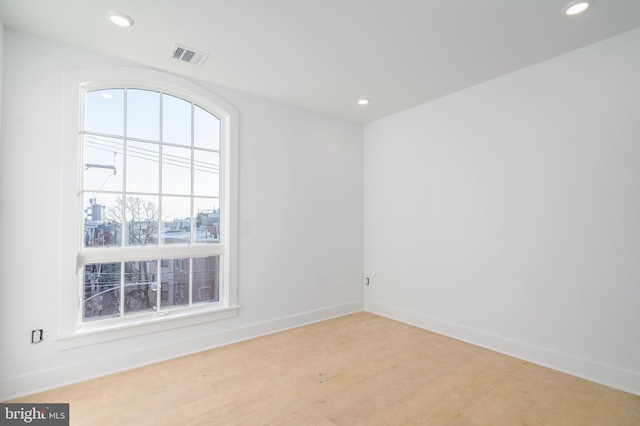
[58,67,239,347]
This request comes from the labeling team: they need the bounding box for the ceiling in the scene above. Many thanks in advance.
[1,0,640,123]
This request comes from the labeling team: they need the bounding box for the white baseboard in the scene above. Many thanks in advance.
[1,300,363,401]
[365,300,640,396]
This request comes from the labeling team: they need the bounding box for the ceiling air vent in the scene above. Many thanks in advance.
[170,43,209,66]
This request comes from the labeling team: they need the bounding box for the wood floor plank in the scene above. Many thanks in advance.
[8,312,640,425]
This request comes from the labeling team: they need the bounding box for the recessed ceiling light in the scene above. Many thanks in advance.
[109,11,134,27]
[357,99,370,106]
[562,0,592,16]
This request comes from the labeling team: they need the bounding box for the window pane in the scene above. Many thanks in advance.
[162,196,191,244]
[83,193,122,248]
[83,262,121,321]
[194,106,220,150]
[193,150,219,197]
[162,145,191,195]
[83,135,123,192]
[192,256,219,303]
[194,198,219,243]
[85,89,124,136]
[127,89,160,141]
[124,260,157,315]
[124,195,159,246]
[163,94,192,146]
[160,258,190,308]
[126,140,159,193]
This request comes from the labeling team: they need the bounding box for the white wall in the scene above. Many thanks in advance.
[364,28,640,395]
[0,19,4,171]
[0,30,363,400]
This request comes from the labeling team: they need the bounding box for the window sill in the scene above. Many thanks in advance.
[53,305,239,350]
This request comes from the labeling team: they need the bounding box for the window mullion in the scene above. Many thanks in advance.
[122,88,128,249]
[159,93,164,246]
[191,102,195,245]
[188,257,193,306]
[189,103,197,306]
[155,259,161,313]
[120,88,129,250]
[119,262,125,318]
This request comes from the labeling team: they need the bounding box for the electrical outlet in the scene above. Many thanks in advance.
[31,329,43,344]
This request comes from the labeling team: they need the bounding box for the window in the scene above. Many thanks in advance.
[62,67,238,337]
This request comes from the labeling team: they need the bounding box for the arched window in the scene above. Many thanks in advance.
[61,68,238,338]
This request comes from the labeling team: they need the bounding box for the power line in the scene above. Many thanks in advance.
[86,136,220,172]
[85,136,219,174]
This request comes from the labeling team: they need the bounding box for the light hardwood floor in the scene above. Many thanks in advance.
[10,312,640,425]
